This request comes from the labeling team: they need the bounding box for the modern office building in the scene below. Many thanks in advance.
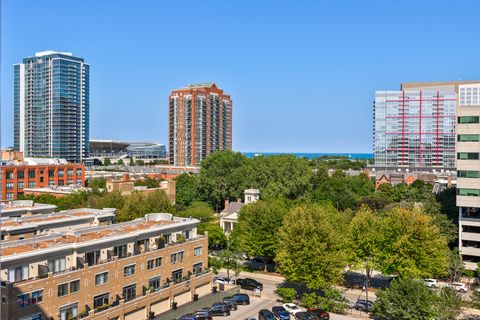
[456,83,480,268]
[0,151,85,201]
[0,213,211,320]
[14,51,89,163]
[169,83,232,166]
[373,81,480,172]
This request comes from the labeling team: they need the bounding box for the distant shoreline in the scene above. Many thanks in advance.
[242,152,373,160]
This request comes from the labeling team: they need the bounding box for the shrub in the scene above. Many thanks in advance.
[276,287,297,303]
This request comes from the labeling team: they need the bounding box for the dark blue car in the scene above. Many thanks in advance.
[272,306,291,320]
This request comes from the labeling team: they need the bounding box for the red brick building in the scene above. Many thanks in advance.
[169,83,232,166]
[1,152,85,201]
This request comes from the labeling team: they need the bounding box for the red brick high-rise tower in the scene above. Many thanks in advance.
[168,83,232,166]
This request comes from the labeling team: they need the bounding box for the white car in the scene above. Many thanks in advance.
[445,282,468,293]
[214,276,235,285]
[282,303,305,315]
[424,278,439,288]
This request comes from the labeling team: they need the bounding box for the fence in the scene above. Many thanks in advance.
[154,286,240,320]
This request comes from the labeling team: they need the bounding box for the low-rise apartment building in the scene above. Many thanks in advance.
[0,213,211,320]
[1,208,116,241]
[1,200,57,218]
[1,151,85,201]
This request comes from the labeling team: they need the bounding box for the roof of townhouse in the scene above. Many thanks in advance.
[0,213,200,261]
[1,200,57,216]
[0,208,116,230]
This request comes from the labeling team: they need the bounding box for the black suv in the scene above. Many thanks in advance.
[259,309,276,320]
[231,293,250,305]
[236,278,263,291]
[209,303,230,316]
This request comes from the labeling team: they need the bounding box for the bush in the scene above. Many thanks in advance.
[317,288,349,314]
[276,287,297,303]
[301,292,318,309]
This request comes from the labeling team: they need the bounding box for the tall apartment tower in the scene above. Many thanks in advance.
[456,83,480,269]
[14,51,90,163]
[373,81,480,171]
[168,83,232,166]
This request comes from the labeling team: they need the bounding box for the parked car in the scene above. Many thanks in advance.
[307,308,330,320]
[178,315,197,320]
[236,278,263,291]
[424,278,439,288]
[195,310,213,320]
[232,293,251,305]
[245,317,256,320]
[295,312,319,320]
[222,299,238,311]
[214,276,235,285]
[283,303,305,315]
[445,282,468,293]
[212,302,232,312]
[271,306,291,320]
[259,309,276,320]
[209,303,230,316]
[354,299,373,312]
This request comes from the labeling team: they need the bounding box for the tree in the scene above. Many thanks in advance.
[447,248,464,282]
[103,158,111,166]
[87,178,106,189]
[175,173,202,208]
[233,199,289,259]
[116,190,172,222]
[372,278,437,320]
[379,208,450,278]
[129,157,134,166]
[88,191,125,210]
[275,204,347,290]
[198,223,227,249]
[117,159,124,165]
[275,287,297,303]
[136,159,145,166]
[434,287,463,320]
[177,202,215,224]
[199,150,250,209]
[134,177,161,189]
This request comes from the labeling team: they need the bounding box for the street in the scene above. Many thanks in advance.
[215,270,363,320]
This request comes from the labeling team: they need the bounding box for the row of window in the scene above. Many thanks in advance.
[4,169,83,180]
[58,280,80,297]
[16,290,43,308]
[458,188,480,197]
[458,116,480,124]
[458,171,480,179]
[458,134,480,142]
[458,152,480,160]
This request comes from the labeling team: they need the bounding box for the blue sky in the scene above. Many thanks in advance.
[2,0,480,153]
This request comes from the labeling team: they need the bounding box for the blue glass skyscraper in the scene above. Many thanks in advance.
[14,51,89,163]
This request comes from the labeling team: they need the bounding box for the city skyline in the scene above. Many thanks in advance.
[2,1,480,153]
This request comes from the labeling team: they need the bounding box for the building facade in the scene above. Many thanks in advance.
[14,51,89,163]
[456,83,480,268]
[169,83,232,166]
[1,157,85,201]
[0,213,211,320]
[89,140,167,161]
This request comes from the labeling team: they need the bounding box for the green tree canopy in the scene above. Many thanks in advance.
[103,158,111,166]
[233,199,289,259]
[275,204,347,290]
[175,173,202,208]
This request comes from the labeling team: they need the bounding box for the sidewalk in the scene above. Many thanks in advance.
[218,268,285,282]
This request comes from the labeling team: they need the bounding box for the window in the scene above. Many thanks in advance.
[67,170,73,177]
[31,290,43,305]
[58,170,65,177]
[178,251,184,262]
[70,280,80,293]
[193,262,203,275]
[58,180,64,186]
[76,179,83,186]
[147,259,154,270]
[458,171,480,178]
[172,269,183,284]
[148,276,161,291]
[76,169,83,176]
[124,265,135,277]
[28,181,36,188]
[67,179,73,185]
[48,169,55,177]
[155,257,162,267]
[95,272,108,286]
[6,183,13,190]
[458,189,480,196]
[458,116,480,124]
[28,170,35,178]
[17,293,30,308]
[58,283,69,297]
[93,293,109,309]
[458,134,480,142]
[60,303,78,320]
[114,244,128,258]
[458,152,480,160]
[85,250,100,266]
[8,265,28,282]
[5,171,13,180]
[194,246,202,256]
[122,284,136,302]
[17,171,25,179]
[48,258,66,274]
[171,253,177,264]
[6,193,13,200]
[17,182,24,189]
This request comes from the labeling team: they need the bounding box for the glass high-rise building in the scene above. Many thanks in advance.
[14,51,89,163]
[169,83,232,166]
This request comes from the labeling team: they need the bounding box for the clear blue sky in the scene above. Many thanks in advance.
[2,0,480,153]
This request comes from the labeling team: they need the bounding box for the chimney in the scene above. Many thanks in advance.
[224,199,230,208]
[447,176,452,188]
[123,173,130,181]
